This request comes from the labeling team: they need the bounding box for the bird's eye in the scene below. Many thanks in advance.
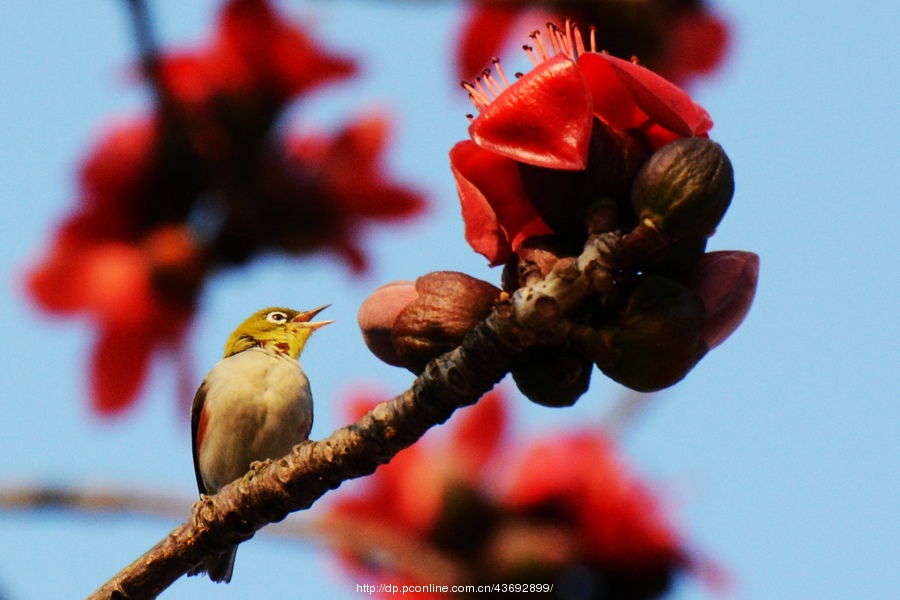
[266,311,288,323]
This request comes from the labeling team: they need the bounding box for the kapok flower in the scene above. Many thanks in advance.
[280,115,426,271]
[456,0,730,88]
[26,223,201,415]
[451,22,713,266]
[163,0,356,121]
[326,388,698,598]
[23,0,424,416]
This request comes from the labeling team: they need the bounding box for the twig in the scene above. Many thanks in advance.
[0,483,466,586]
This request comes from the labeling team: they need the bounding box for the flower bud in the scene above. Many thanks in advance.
[357,280,418,367]
[576,275,708,392]
[393,272,501,373]
[511,344,593,408]
[358,272,501,374]
[631,137,734,240]
[683,250,759,349]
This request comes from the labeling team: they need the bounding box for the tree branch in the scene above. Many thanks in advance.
[0,483,468,587]
[87,229,643,599]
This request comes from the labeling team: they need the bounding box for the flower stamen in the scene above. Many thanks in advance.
[561,22,574,58]
[461,81,491,111]
[546,22,562,55]
[461,19,604,117]
[482,69,506,96]
[492,57,511,87]
[572,23,587,57]
[474,75,494,101]
[529,30,551,61]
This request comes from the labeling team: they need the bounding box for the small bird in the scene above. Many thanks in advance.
[189,306,332,583]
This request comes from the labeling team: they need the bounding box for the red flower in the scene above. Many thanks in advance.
[456,1,730,87]
[26,220,203,416]
[282,115,426,271]
[163,0,356,114]
[504,433,686,575]
[24,0,425,416]
[327,388,697,597]
[451,23,712,265]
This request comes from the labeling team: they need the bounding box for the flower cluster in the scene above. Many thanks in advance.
[25,0,424,416]
[457,0,729,86]
[360,23,757,399]
[327,389,699,599]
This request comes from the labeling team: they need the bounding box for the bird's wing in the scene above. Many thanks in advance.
[190,379,210,496]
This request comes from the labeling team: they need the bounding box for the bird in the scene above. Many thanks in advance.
[189,306,332,583]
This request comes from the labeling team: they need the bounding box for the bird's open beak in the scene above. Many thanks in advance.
[301,319,333,332]
[291,305,330,323]
[292,305,333,330]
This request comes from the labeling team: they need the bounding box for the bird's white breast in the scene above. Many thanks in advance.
[198,348,313,492]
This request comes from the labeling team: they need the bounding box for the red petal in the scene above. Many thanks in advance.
[79,118,156,238]
[90,327,154,417]
[451,389,507,475]
[214,0,355,101]
[664,10,730,82]
[24,242,89,314]
[450,140,551,266]
[455,4,520,81]
[323,116,425,219]
[684,251,759,349]
[81,244,155,326]
[584,52,712,138]
[469,54,592,170]
[577,52,648,132]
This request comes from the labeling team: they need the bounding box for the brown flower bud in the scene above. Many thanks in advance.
[393,272,501,373]
[357,280,417,367]
[511,344,592,407]
[575,275,708,392]
[631,137,734,240]
[359,272,501,374]
[683,250,759,349]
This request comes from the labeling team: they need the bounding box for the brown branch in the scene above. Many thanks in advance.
[0,484,188,521]
[87,228,650,599]
[0,483,467,586]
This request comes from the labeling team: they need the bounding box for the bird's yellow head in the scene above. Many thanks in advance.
[223,306,332,360]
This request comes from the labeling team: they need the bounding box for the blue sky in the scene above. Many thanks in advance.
[0,0,898,598]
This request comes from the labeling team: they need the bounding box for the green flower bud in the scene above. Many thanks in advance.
[511,344,593,408]
[631,137,734,240]
[577,275,708,392]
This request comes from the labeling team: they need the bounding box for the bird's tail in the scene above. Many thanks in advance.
[187,546,237,584]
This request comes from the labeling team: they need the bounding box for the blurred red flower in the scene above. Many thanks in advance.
[327,388,697,598]
[23,0,424,416]
[457,1,729,87]
[450,23,711,265]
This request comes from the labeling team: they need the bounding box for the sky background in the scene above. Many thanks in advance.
[1,0,898,598]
